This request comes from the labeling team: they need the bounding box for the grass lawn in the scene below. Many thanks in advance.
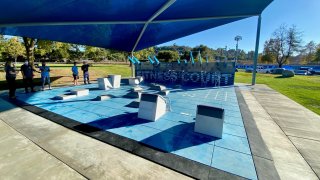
[0,63,131,90]
[235,71,320,115]
[1,64,319,115]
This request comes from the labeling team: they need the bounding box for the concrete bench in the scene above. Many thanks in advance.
[70,89,89,97]
[194,105,224,138]
[55,94,77,100]
[138,94,167,121]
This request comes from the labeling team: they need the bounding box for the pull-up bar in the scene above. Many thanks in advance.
[148,56,154,64]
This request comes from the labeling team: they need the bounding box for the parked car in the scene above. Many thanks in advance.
[314,67,320,75]
[245,67,253,73]
[245,66,272,73]
[256,66,272,73]
[299,67,315,75]
[295,70,310,75]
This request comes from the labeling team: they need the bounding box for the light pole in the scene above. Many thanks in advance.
[234,35,242,64]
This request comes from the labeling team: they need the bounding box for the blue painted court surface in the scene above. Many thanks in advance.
[15,84,257,179]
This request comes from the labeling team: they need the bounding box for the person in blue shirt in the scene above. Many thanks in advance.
[5,59,19,99]
[71,62,79,85]
[39,61,51,90]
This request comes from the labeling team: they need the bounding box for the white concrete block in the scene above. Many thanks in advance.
[108,75,121,88]
[128,76,144,85]
[136,76,144,83]
[97,95,111,101]
[70,89,89,97]
[138,94,167,121]
[97,78,112,90]
[194,105,224,138]
[129,78,140,85]
[55,94,77,100]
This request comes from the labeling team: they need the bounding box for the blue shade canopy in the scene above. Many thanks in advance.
[0,0,273,52]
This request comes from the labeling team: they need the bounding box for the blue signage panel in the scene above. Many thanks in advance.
[135,62,235,87]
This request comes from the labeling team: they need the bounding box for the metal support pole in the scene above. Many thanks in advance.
[131,52,135,77]
[252,15,262,85]
[235,42,238,63]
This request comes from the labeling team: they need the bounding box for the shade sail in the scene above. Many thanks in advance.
[0,0,273,52]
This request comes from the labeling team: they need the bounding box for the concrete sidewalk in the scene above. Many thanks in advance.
[0,98,190,180]
[238,84,320,180]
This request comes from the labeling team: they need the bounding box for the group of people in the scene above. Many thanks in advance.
[5,60,91,99]
[72,61,90,85]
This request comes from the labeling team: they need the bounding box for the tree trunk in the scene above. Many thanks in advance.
[23,37,36,63]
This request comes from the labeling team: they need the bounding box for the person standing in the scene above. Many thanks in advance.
[81,61,90,84]
[5,59,19,99]
[39,61,51,90]
[71,62,79,85]
[20,60,37,93]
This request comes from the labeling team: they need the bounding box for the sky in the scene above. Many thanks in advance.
[160,0,320,52]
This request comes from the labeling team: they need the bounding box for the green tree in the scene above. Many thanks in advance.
[3,37,25,62]
[268,24,302,67]
[301,41,317,64]
[84,46,109,62]
[192,45,216,62]
[157,50,179,62]
[52,42,71,61]
[23,37,36,62]
[69,44,84,61]
[35,40,55,58]
[314,47,320,64]
[261,39,276,63]
[134,47,155,60]
[0,35,5,60]
[108,52,126,62]
[260,54,274,64]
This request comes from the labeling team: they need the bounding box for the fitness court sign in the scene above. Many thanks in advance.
[135,62,235,87]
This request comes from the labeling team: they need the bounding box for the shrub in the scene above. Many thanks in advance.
[282,70,295,77]
[157,50,179,62]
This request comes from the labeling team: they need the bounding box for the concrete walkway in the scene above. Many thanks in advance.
[238,84,320,180]
[0,98,190,180]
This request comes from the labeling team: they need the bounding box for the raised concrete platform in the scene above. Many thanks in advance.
[2,83,320,179]
[0,98,190,180]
